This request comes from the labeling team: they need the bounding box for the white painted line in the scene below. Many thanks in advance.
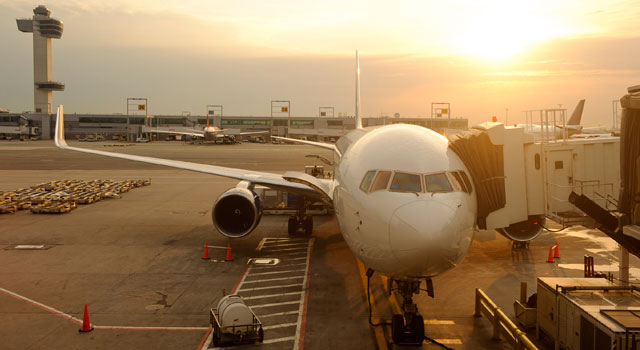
[262,335,296,344]
[242,291,303,300]
[14,245,45,249]
[248,300,301,309]
[424,319,455,325]
[94,325,208,331]
[242,276,304,284]
[256,237,267,251]
[263,322,298,330]
[260,251,308,258]
[248,269,306,276]
[260,247,308,253]
[250,262,306,270]
[433,339,463,345]
[263,237,308,242]
[293,237,314,350]
[0,287,83,325]
[237,283,303,292]
[258,310,300,318]
[262,242,309,248]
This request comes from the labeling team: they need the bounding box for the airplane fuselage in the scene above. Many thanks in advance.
[332,124,477,280]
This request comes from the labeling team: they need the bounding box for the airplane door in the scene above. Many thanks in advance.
[546,150,573,213]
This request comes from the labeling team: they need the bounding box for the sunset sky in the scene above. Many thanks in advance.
[1,0,640,127]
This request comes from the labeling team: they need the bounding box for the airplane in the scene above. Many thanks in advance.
[517,99,585,139]
[151,116,268,144]
[55,52,478,345]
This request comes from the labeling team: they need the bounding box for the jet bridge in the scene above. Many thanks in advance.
[449,120,620,241]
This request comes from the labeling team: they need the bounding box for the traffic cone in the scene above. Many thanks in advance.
[554,241,560,259]
[79,304,94,332]
[202,241,210,260]
[546,246,554,263]
[225,243,232,261]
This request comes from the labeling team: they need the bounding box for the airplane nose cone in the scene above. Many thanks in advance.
[389,200,469,276]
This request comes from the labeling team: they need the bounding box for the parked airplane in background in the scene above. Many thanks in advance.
[517,99,585,140]
[55,52,484,345]
[152,116,267,144]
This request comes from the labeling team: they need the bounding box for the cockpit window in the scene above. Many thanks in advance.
[390,172,422,192]
[425,173,453,192]
[448,172,464,192]
[360,170,376,193]
[370,171,392,192]
[459,171,473,194]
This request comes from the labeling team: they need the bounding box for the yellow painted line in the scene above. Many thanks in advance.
[355,258,388,350]
[424,319,455,325]
[433,338,463,345]
[379,274,402,314]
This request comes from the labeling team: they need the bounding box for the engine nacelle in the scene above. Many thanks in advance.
[212,186,262,238]
[496,215,545,242]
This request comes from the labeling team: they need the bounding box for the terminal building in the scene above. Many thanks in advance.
[0,112,469,141]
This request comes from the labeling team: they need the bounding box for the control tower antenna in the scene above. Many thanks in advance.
[17,5,64,139]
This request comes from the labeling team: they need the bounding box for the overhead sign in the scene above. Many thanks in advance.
[138,105,146,111]
[281,107,288,113]
[208,110,215,115]
[441,108,448,114]
[320,112,326,116]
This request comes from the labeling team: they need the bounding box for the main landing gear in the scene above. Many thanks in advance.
[390,278,435,345]
[287,197,313,236]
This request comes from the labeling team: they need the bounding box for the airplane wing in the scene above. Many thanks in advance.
[54,106,328,199]
[151,129,204,138]
[271,136,342,157]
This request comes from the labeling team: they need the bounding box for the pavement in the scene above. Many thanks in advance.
[1,140,638,350]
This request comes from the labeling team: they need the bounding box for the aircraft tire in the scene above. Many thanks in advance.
[303,216,313,236]
[288,216,297,235]
[410,314,424,344]
[391,314,404,344]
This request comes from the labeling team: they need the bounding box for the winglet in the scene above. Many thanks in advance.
[54,105,68,148]
[567,99,585,126]
[355,50,362,129]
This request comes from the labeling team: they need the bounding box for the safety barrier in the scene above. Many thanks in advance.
[474,288,538,350]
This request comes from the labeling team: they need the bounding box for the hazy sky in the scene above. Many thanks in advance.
[1,0,640,127]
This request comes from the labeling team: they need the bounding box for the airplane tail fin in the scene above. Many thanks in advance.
[567,99,585,126]
[54,105,68,148]
[355,50,362,129]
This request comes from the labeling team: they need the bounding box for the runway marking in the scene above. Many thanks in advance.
[204,237,314,350]
[433,338,463,345]
[262,322,297,330]
[237,283,304,292]
[355,259,388,350]
[242,276,305,284]
[262,242,309,248]
[424,319,455,325]
[249,300,301,309]
[249,268,306,276]
[0,287,210,332]
[242,291,304,300]
[258,310,300,318]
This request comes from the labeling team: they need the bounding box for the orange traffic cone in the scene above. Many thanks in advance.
[554,241,560,259]
[202,242,210,260]
[79,304,94,332]
[546,246,554,263]
[225,243,232,261]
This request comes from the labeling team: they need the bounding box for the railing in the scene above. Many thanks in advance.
[547,180,616,220]
[474,288,538,350]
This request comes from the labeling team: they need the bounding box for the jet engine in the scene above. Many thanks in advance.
[496,215,545,242]
[212,185,262,238]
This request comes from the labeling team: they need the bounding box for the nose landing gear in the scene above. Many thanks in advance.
[391,279,428,345]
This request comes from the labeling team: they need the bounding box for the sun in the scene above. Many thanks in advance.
[450,2,566,61]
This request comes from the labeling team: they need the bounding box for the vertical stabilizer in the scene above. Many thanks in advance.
[355,51,362,129]
[568,99,585,126]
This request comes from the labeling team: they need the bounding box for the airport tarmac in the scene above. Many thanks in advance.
[1,140,638,350]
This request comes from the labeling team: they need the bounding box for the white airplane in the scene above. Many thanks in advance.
[55,52,477,345]
[517,99,585,139]
[152,116,268,144]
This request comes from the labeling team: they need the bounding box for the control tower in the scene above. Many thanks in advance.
[16,5,64,138]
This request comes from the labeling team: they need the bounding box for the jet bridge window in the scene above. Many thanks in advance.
[425,173,453,193]
[360,170,377,193]
[370,171,392,192]
[390,172,422,193]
